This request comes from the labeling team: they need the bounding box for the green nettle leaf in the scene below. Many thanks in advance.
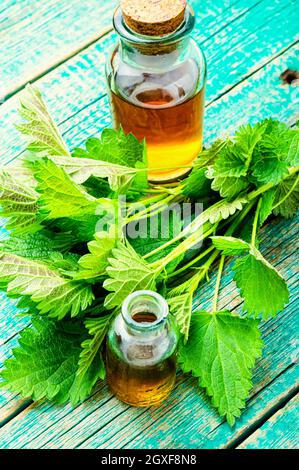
[211,236,250,255]
[273,175,299,219]
[33,158,99,219]
[103,242,158,309]
[0,319,85,404]
[72,128,148,193]
[259,189,276,225]
[214,145,248,178]
[16,84,70,157]
[182,167,213,200]
[179,310,263,426]
[73,128,145,168]
[53,215,102,243]
[0,171,41,234]
[251,121,298,185]
[203,197,248,224]
[252,157,289,185]
[69,315,112,405]
[47,155,139,194]
[167,276,201,342]
[0,232,74,260]
[208,168,249,200]
[0,253,94,319]
[285,128,299,166]
[233,248,289,319]
[75,229,117,280]
[192,140,229,169]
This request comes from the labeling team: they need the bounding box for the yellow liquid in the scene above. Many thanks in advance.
[110,88,205,182]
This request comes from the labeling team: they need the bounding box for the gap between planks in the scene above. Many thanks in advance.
[2,24,113,103]
[1,0,264,104]
[232,369,299,448]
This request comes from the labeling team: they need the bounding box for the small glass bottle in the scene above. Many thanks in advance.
[106,290,178,407]
[106,0,206,183]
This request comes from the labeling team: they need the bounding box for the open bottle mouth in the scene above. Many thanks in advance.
[122,290,169,331]
[113,4,195,46]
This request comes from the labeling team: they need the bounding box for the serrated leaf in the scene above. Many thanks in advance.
[47,155,139,194]
[208,167,249,200]
[179,310,263,425]
[183,167,213,199]
[251,120,298,185]
[273,174,299,219]
[233,248,289,319]
[72,128,148,193]
[211,236,250,255]
[75,228,117,280]
[0,253,94,319]
[16,84,70,157]
[167,275,201,342]
[0,318,85,404]
[69,314,112,405]
[252,157,289,185]
[103,242,158,309]
[259,189,276,225]
[180,196,248,241]
[32,158,99,219]
[0,231,74,260]
[73,128,145,168]
[0,170,41,234]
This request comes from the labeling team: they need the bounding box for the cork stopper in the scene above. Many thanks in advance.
[121,0,187,36]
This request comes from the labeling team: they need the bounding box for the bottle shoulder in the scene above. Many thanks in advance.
[106,40,206,107]
[107,314,178,367]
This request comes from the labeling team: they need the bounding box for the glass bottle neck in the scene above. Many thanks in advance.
[114,5,195,71]
[122,290,169,337]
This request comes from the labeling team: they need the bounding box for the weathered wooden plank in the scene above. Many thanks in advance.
[0,0,263,102]
[238,394,299,449]
[0,0,118,101]
[0,213,297,449]
[1,0,297,163]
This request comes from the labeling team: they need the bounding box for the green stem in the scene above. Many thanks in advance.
[150,223,215,269]
[167,245,215,279]
[225,200,255,236]
[212,255,225,312]
[248,165,299,201]
[272,174,299,210]
[251,198,262,246]
[125,194,179,224]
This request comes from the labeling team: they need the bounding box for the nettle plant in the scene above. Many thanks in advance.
[0,85,298,425]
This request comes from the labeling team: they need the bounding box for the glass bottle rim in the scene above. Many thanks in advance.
[122,290,169,331]
[113,4,195,46]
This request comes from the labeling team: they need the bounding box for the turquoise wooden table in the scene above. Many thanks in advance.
[0,0,298,449]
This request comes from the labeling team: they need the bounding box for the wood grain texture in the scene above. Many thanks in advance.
[0,0,298,449]
[0,214,297,448]
[0,0,118,101]
[238,394,299,449]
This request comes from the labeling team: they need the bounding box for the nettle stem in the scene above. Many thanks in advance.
[251,198,262,246]
[272,173,299,210]
[212,255,225,312]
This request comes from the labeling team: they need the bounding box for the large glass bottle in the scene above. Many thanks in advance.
[106,0,206,183]
[106,290,178,407]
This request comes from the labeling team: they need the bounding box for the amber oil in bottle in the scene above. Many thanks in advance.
[106,290,178,407]
[106,2,206,183]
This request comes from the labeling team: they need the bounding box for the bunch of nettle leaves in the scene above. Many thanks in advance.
[0,85,298,425]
